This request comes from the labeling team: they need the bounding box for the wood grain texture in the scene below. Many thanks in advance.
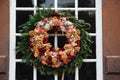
[103,0,120,55]
[105,56,120,73]
[0,0,9,80]
[103,0,120,80]
[0,56,7,73]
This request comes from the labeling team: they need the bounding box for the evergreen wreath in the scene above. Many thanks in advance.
[16,8,92,75]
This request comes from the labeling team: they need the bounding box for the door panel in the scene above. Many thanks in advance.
[103,0,120,80]
[0,0,9,80]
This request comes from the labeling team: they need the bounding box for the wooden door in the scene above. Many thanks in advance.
[0,0,9,80]
[103,0,120,80]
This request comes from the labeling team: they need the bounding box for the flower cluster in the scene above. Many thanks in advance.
[29,12,80,68]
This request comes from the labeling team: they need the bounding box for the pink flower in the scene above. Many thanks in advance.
[49,20,53,26]
[35,26,41,30]
[71,42,77,47]
[35,26,45,34]
[70,52,75,57]
[69,25,73,29]
[59,51,63,55]
[68,52,75,59]
[40,29,45,34]
[66,29,72,33]
[58,21,63,26]
[43,18,48,22]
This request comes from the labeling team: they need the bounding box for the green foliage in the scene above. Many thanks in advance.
[16,8,92,75]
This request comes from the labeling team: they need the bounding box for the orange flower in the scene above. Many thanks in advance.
[49,51,53,56]
[63,59,69,64]
[40,29,45,34]
[34,50,39,57]
[66,29,72,33]
[41,60,48,65]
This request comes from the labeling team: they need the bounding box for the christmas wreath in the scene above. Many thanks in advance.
[17,8,92,75]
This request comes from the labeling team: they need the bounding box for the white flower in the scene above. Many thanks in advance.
[67,21,73,25]
[45,23,50,29]
[38,21,44,26]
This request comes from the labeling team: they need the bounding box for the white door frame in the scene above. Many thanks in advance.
[9,0,103,80]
